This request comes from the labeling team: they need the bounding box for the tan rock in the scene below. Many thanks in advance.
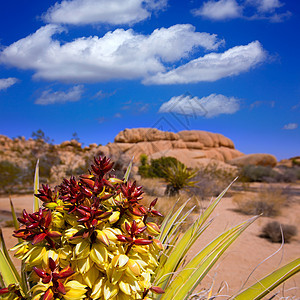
[114,128,179,143]
[178,130,235,149]
[228,154,277,167]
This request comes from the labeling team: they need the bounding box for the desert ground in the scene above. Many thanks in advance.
[1,182,299,299]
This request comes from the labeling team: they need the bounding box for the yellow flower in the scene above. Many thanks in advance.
[63,280,87,300]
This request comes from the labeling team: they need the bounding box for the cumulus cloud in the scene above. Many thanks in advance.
[192,0,243,20]
[43,0,167,25]
[35,85,84,105]
[193,0,290,22]
[159,93,240,118]
[0,77,18,90]
[144,41,266,84]
[282,123,298,130]
[0,24,224,83]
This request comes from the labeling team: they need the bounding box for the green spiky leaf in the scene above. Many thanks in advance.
[232,257,300,300]
[33,159,40,212]
[123,157,134,183]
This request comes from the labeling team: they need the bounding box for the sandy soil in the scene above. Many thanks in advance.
[1,192,299,299]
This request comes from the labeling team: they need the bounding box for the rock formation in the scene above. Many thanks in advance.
[0,128,282,193]
[97,128,243,169]
[228,154,277,167]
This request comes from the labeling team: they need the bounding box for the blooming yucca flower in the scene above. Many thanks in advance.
[5,156,164,300]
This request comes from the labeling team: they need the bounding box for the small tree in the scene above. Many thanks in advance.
[71,132,80,142]
[31,129,53,144]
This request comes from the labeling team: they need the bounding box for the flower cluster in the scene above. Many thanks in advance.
[2,156,164,300]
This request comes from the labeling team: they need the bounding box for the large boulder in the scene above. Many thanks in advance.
[115,128,178,143]
[228,154,277,167]
[178,130,235,149]
[106,128,244,165]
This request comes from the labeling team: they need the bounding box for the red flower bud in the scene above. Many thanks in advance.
[33,267,48,278]
[49,258,56,272]
[134,239,153,245]
[116,235,127,242]
[151,286,165,294]
[32,233,47,245]
[56,281,66,295]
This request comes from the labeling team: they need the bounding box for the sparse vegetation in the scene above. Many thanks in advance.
[239,165,279,182]
[0,161,23,193]
[233,187,288,216]
[239,164,300,183]
[260,221,297,243]
[190,161,236,199]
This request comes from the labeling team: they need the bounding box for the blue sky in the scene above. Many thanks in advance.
[0,0,299,160]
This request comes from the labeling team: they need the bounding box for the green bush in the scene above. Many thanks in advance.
[138,155,184,178]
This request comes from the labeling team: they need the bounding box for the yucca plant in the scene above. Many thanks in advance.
[0,155,299,300]
[163,161,198,196]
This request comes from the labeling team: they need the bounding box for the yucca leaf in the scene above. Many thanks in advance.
[0,229,21,287]
[232,257,300,300]
[164,205,196,246]
[33,159,40,212]
[158,205,195,267]
[9,198,19,231]
[159,200,190,245]
[155,180,236,290]
[161,216,258,300]
[123,157,134,183]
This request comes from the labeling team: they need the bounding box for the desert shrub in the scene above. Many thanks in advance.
[0,161,23,193]
[39,152,62,179]
[292,157,300,166]
[233,187,287,217]
[239,165,280,182]
[189,162,236,199]
[138,154,150,177]
[239,164,300,183]
[272,165,300,183]
[23,151,62,184]
[260,221,297,243]
[138,155,184,178]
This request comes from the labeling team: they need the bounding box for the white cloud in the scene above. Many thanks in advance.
[193,0,290,22]
[247,0,283,13]
[159,93,240,118]
[0,24,223,83]
[43,0,167,25]
[282,123,298,130]
[35,85,84,105]
[144,41,266,84]
[0,77,18,90]
[192,0,243,20]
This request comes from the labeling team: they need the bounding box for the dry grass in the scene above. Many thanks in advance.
[260,221,298,243]
[232,186,288,217]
